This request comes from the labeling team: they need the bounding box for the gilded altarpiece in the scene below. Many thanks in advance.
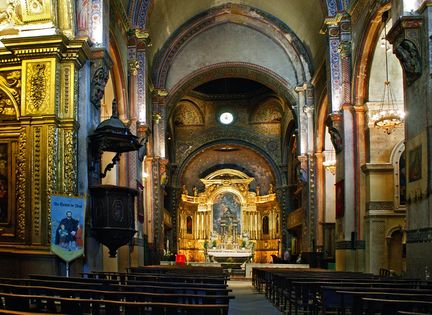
[0,36,88,263]
[177,169,281,263]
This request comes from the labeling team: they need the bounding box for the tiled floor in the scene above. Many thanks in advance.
[228,280,282,315]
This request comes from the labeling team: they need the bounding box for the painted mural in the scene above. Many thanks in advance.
[213,192,241,235]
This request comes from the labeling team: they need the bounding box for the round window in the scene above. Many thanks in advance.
[219,112,234,125]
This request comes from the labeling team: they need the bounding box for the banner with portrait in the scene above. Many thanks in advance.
[50,195,85,262]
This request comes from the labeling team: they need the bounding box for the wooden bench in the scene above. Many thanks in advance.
[0,292,229,315]
[321,286,432,315]
[362,297,432,315]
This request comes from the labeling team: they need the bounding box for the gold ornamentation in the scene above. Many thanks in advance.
[25,61,51,114]
[62,65,71,115]
[32,127,41,237]
[47,125,58,242]
[0,70,21,119]
[0,0,23,30]
[128,60,139,76]
[16,128,26,240]
[22,0,52,22]
[63,129,77,195]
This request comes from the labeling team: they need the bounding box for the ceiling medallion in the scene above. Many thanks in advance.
[219,112,234,125]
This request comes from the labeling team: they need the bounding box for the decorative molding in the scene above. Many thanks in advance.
[22,0,52,22]
[367,201,394,210]
[32,127,42,238]
[63,129,77,195]
[0,70,21,120]
[24,61,51,115]
[16,128,27,241]
[47,125,58,243]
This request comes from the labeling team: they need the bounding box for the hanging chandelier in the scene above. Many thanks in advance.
[371,15,405,135]
[322,150,336,175]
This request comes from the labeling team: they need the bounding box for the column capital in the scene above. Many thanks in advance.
[303,105,315,116]
[128,60,140,76]
[128,28,151,47]
[295,83,308,93]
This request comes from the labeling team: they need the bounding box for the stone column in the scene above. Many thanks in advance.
[387,11,430,278]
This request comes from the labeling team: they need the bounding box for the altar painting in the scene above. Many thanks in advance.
[213,193,241,234]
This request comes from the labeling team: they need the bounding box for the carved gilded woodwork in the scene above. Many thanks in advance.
[0,36,88,250]
[31,126,42,240]
[63,128,77,195]
[178,169,281,263]
[22,59,56,116]
[60,64,74,118]
[0,70,21,120]
[21,0,52,23]
[16,128,26,240]
[46,125,58,242]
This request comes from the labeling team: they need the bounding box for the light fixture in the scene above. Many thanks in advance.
[323,150,336,175]
[371,13,405,135]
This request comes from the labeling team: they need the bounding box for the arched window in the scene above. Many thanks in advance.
[262,216,269,235]
[186,216,192,234]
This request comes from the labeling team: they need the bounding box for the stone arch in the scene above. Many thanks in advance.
[165,62,296,120]
[152,3,313,89]
[352,2,391,107]
[174,139,282,188]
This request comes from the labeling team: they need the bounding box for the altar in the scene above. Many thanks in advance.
[207,248,252,264]
[177,169,281,263]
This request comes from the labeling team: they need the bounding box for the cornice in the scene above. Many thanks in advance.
[1,35,91,68]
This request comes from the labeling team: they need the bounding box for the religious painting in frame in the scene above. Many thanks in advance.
[50,195,85,262]
[335,180,344,219]
[212,192,241,235]
[406,130,428,202]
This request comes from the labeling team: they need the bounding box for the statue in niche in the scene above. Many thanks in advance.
[256,185,260,196]
[193,186,198,196]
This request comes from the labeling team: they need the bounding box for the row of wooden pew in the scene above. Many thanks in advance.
[0,266,233,314]
[252,267,432,314]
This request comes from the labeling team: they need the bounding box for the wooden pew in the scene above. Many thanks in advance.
[362,297,432,315]
[321,286,432,315]
[29,274,228,288]
[0,292,229,315]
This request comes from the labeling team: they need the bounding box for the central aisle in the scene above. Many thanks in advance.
[228,280,282,315]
